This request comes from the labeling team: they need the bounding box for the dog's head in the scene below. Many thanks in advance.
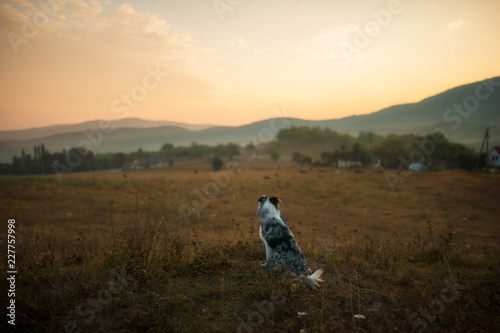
[257,195,281,210]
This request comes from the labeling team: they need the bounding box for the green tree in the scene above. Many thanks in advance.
[246,142,256,152]
[215,143,240,159]
[211,156,224,171]
[292,152,312,166]
[374,135,409,168]
[112,153,126,168]
[161,143,174,153]
[11,156,28,175]
[270,149,280,162]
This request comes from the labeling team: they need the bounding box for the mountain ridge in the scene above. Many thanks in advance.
[1,76,498,163]
[0,118,215,141]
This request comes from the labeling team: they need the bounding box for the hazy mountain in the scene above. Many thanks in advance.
[0,76,498,163]
[319,76,500,144]
[0,118,216,141]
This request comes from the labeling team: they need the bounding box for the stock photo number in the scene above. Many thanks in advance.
[7,219,17,326]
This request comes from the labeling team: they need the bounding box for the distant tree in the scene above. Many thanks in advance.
[270,149,280,162]
[357,131,384,147]
[292,152,312,166]
[11,156,27,175]
[302,155,312,166]
[419,133,476,170]
[246,142,256,152]
[174,146,190,157]
[39,145,50,174]
[225,143,240,159]
[277,126,355,147]
[317,141,370,167]
[161,143,174,153]
[350,142,370,165]
[135,148,146,159]
[374,135,409,168]
[215,143,240,159]
[211,156,224,171]
[0,163,11,175]
[319,151,336,167]
[94,154,110,169]
[111,153,126,168]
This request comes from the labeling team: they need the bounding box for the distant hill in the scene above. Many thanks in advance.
[0,76,498,163]
[320,76,500,143]
[0,118,216,141]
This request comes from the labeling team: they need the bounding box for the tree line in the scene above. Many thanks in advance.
[0,127,484,176]
[0,142,241,176]
[279,126,481,170]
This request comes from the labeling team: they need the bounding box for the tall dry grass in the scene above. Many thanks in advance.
[0,168,499,332]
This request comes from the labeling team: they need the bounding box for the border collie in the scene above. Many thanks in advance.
[257,195,323,288]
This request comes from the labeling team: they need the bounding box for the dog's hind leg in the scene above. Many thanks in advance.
[265,242,272,261]
[262,243,277,272]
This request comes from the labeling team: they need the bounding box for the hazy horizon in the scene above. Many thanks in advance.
[2,73,498,132]
[1,0,499,131]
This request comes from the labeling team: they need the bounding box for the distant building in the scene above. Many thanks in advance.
[408,157,459,171]
[424,158,459,170]
[337,160,362,168]
[124,158,171,171]
[488,147,500,167]
[371,158,381,168]
[409,163,427,171]
[128,158,150,171]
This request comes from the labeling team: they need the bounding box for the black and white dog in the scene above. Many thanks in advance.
[257,195,323,288]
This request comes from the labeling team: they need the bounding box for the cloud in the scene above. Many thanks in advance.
[0,0,216,126]
[252,48,269,57]
[295,24,368,63]
[447,20,464,32]
[1,0,202,68]
[195,37,270,76]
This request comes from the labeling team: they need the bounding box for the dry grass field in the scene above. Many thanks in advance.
[1,166,499,332]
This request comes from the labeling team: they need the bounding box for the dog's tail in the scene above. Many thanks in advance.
[303,269,324,288]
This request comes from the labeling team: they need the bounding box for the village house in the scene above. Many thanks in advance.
[488,147,500,168]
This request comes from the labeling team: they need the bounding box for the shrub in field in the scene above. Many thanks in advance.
[211,156,224,171]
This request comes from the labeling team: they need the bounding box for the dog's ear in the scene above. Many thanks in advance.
[257,195,267,203]
[269,196,281,208]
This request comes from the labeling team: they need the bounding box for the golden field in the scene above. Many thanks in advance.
[1,166,499,332]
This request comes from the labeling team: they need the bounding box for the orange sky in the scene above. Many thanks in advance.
[0,0,499,130]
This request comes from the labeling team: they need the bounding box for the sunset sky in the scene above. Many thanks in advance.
[1,0,499,130]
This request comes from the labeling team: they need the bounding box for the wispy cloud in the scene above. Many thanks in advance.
[295,24,368,63]
[1,0,201,68]
[0,0,216,126]
[447,20,464,32]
